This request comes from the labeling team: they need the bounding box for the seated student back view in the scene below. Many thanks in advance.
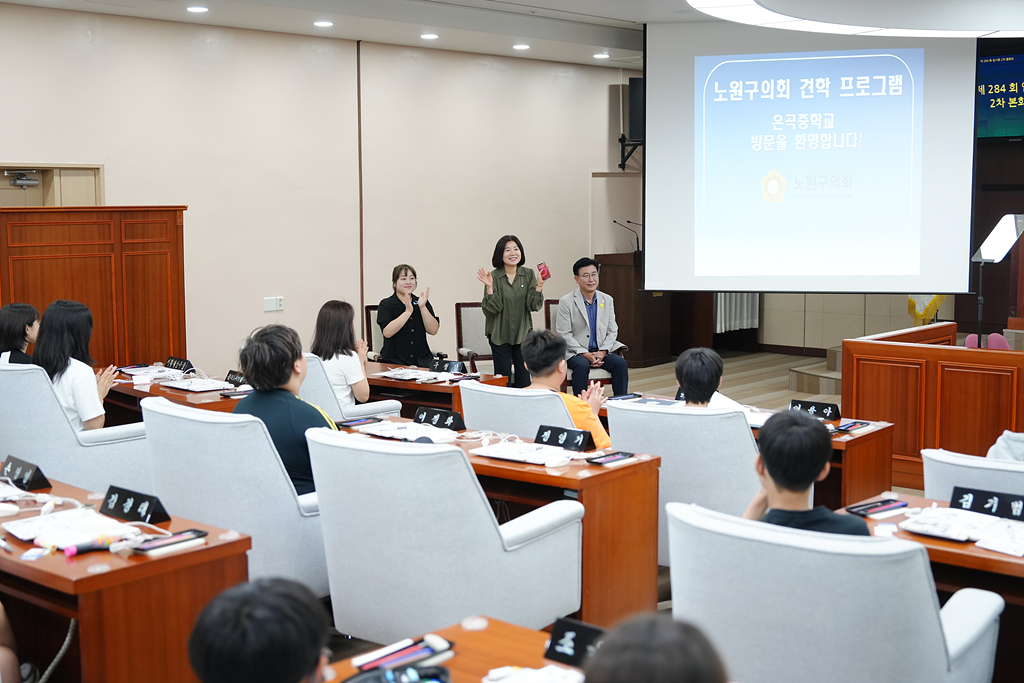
[233,325,337,495]
[0,303,39,365]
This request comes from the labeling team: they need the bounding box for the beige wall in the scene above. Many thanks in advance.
[360,42,640,356]
[0,4,361,373]
[760,293,956,349]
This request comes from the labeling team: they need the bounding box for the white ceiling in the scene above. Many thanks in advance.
[5,0,1019,72]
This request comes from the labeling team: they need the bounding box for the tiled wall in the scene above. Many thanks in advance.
[759,293,956,350]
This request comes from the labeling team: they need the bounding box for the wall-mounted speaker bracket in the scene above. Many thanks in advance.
[618,135,643,170]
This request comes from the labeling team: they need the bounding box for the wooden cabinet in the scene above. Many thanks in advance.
[0,206,187,367]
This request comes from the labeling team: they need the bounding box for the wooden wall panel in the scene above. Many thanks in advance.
[852,358,925,457]
[937,363,1017,455]
[9,254,119,365]
[0,206,186,370]
[122,252,172,365]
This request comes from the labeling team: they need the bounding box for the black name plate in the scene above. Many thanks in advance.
[951,486,1024,521]
[535,425,595,452]
[430,359,467,374]
[1,456,51,491]
[544,617,606,668]
[165,356,194,372]
[100,486,171,524]
[413,407,466,431]
[789,400,841,421]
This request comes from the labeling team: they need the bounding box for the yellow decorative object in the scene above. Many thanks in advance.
[761,169,785,203]
[908,295,946,326]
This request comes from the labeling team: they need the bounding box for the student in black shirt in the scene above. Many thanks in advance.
[742,410,869,536]
[377,263,439,367]
[233,325,337,496]
[0,303,39,364]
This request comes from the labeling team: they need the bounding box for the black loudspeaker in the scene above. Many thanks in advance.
[628,77,645,142]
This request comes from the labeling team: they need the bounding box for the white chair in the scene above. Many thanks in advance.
[456,302,494,375]
[458,380,574,437]
[607,402,760,566]
[364,305,382,362]
[306,429,583,643]
[299,353,401,422]
[667,503,1004,683]
[922,448,1024,500]
[0,364,149,492]
[140,397,329,596]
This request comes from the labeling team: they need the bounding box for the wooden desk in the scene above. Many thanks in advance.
[853,493,1023,683]
[600,397,893,510]
[365,362,508,416]
[106,374,239,416]
[342,419,659,628]
[331,618,560,683]
[0,478,250,683]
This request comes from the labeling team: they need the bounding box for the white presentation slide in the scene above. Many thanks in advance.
[645,23,977,293]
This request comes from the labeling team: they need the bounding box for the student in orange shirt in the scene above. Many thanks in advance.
[521,330,611,449]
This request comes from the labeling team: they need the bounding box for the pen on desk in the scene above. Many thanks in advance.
[0,538,13,554]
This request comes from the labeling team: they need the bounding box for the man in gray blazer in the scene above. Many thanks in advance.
[555,257,628,397]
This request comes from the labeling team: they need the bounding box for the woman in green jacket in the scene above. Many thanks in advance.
[476,235,545,387]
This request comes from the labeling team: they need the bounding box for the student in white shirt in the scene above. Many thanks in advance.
[310,300,369,411]
[33,300,117,431]
[675,347,743,410]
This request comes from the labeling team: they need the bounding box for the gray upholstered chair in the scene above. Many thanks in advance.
[306,428,584,643]
[922,448,1024,500]
[140,397,328,596]
[299,353,401,422]
[607,402,760,565]
[667,503,1004,683]
[458,380,574,437]
[364,305,382,362]
[0,364,149,492]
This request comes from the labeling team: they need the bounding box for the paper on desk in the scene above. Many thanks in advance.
[975,519,1024,557]
[483,665,583,683]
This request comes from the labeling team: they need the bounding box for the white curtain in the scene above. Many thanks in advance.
[715,293,759,334]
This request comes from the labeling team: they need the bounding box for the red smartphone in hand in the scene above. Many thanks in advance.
[537,262,551,281]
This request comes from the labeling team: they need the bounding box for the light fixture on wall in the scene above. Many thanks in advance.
[513,44,530,50]
[594,54,610,59]
[4,170,39,188]
[314,21,333,27]
[421,34,439,40]
[186,6,208,12]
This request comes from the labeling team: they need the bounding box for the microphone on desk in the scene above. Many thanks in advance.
[613,220,641,252]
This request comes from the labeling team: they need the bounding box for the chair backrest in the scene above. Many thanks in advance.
[922,448,1024,499]
[987,332,1011,350]
[544,299,559,330]
[299,353,344,422]
[0,364,148,491]
[455,303,491,361]
[965,333,979,348]
[365,305,384,355]
[458,380,574,436]
[140,397,328,594]
[667,503,949,683]
[607,402,760,565]
[307,429,506,643]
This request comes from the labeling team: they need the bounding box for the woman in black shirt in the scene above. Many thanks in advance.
[377,264,439,367]
[0,303,39,364]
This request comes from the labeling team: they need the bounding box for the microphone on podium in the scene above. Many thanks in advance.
[613,220,641,252]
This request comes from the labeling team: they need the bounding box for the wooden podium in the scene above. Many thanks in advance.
[595,252,673,367]
[0,206,187,367]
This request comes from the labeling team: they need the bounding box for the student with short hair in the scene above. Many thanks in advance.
[674,347,742,410]
[0,303,39,365]
[583,612,728,683]
[234,325,337,495]
[742,410,869,536]
[189,578,330,683]
[521,330,610,449]
[33,300,117,431]
[311,300,370,410]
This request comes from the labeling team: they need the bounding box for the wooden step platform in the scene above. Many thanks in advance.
[788,361,841,394]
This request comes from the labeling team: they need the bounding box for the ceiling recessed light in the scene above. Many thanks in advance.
[594,53,610,59]
[314,21,333,27]
[186,6,208,12]
[513,44,530,50]
[421,33,439,40]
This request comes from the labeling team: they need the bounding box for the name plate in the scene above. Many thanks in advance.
[165,356,194,373]
[1,456,51,491]
[430,359,467,373]
[535,425,595,452]
[789,399,841,421]
[544,617,606,668]
[413,407,466,431]
[100,486,171,524]
[225,370,246,386]
[951,486,1024,521]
